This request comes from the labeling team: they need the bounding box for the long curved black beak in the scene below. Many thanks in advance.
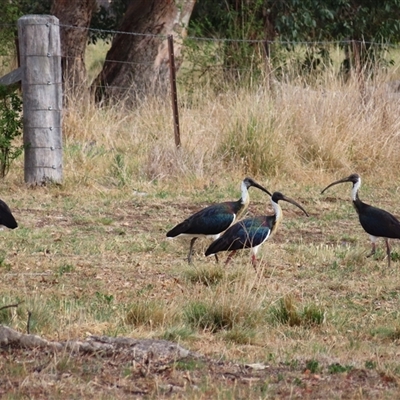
[281,195,309,217]
[252,181,272,197]
[321,176,352,195]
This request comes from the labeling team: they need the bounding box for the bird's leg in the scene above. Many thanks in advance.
[214,254,219,263]
[385,238,391,268]
[366,245,375,258]
[225,250,237,265]
[366,236,377,258]
[187,237,198,264]
[251,254,257,271]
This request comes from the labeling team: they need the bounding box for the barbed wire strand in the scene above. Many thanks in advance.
[2,21,400,48]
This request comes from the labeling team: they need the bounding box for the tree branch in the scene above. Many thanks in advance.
[0,301,24,312]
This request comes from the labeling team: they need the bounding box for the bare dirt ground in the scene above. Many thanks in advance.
[1,335,397,399]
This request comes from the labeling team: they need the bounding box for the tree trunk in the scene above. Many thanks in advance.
[51,0,97,93]
[93,0,196,102]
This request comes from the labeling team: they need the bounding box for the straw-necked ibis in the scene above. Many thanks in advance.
[0,199,17,230]
[321,173,400,267]
[166,177,271,263]
[205,192,309,267]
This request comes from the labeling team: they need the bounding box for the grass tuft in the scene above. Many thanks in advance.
[328,363,353,374]
[183,265,225,286]
[302,304,326,326]
[269,296,302,327]
[222,326,257,345]
[269,296,325,327]
[183,301,245,333]
[125,300,167,328]
[305,359,320,373]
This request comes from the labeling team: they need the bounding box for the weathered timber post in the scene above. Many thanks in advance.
[167,35,181,149]
[17,15,63,185]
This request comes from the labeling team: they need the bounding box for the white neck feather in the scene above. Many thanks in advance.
[351,177,361,201]
[271,198,282,220]
[241,181,249,204]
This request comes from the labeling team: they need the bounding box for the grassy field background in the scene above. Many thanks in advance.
[1,45,400,397]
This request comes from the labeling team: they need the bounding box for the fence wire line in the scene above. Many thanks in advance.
[2,21,400,48]
[62,54,266,74]
[63,54,154,67]
[57,22,400,47]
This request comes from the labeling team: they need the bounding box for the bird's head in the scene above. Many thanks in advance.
[321,173,361,194]
[243,177,272,196]
[271,192,309,216]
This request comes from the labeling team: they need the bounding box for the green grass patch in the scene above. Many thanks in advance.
[328,363,353,374]
[269,296,325,327]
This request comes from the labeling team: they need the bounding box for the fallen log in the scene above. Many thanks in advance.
[0,325,192,362]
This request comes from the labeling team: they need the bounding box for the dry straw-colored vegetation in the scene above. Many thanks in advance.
[2,46,400,397]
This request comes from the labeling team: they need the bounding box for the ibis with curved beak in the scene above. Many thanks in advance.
[205,192,309,267]
[167,177,271,264]
[321,173,400,267]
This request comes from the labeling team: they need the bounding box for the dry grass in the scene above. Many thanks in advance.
[2,56,400,397]
[62,54,400,192]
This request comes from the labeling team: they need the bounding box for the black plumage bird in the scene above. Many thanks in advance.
[205,192,309,267]
[0,199,17,230]
[166,177,271,263]
[321,173,400,267]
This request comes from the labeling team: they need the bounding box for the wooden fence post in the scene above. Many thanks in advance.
[17,15,63,185]
[167,35,181,149]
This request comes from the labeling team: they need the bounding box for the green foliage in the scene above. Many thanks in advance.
[0,0,51,59]
[189,0,400,81]
[89,6,118,45]
[0,3,20,59]
[191,0,400,44]
[13,0,51,16]
[306,359,320,373]
[0,86,23,178]
[328,363,353,374]
[390,251,400,262]
[179,37,225,91]
[185,0,266,89]
[89,0,130,44]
